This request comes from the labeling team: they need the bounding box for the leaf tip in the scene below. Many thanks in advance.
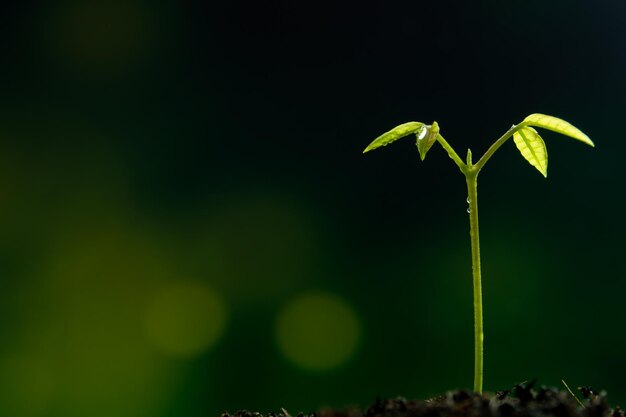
[362,142,377,154]
[577,131,594,147]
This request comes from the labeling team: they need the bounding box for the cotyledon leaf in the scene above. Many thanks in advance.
[514,127,548,177]
[416,121,439,161]
[363,122,424,153]
[523,114,594,147]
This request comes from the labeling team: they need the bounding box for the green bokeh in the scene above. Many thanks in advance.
[275,291,360,371]
[0,1,624,416]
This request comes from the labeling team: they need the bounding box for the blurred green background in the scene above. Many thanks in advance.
[0,1,624,416]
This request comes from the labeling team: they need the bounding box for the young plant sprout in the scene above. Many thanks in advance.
[363,114,594,394]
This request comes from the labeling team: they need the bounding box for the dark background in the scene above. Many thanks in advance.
[0,1,624,416]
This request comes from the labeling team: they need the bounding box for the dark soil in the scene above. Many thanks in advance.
[224,381,623,417]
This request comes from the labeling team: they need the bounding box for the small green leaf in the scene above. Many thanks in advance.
[416,121,439,161]
[363,122,424,153]
[523,114,594,147]
[513,127,548,177]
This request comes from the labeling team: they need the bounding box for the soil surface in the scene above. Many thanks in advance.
[224,381,623,417]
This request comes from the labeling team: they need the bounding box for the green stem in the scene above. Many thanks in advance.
[466,170,483,393]
[474,124,525,172]
[436,133,466,172]
[440,123,523,393]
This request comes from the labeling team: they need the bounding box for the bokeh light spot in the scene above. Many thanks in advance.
[39,224,183,417]
[144,282,227,358]
[276,292,360,372]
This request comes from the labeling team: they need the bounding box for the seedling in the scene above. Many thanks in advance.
[363,114,594,394]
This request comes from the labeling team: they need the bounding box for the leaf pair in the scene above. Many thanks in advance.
[363,113,594,177]
[514,114,594,177]
[362,121,440,160]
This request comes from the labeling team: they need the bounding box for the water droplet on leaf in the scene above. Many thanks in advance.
[417,126,428,140]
